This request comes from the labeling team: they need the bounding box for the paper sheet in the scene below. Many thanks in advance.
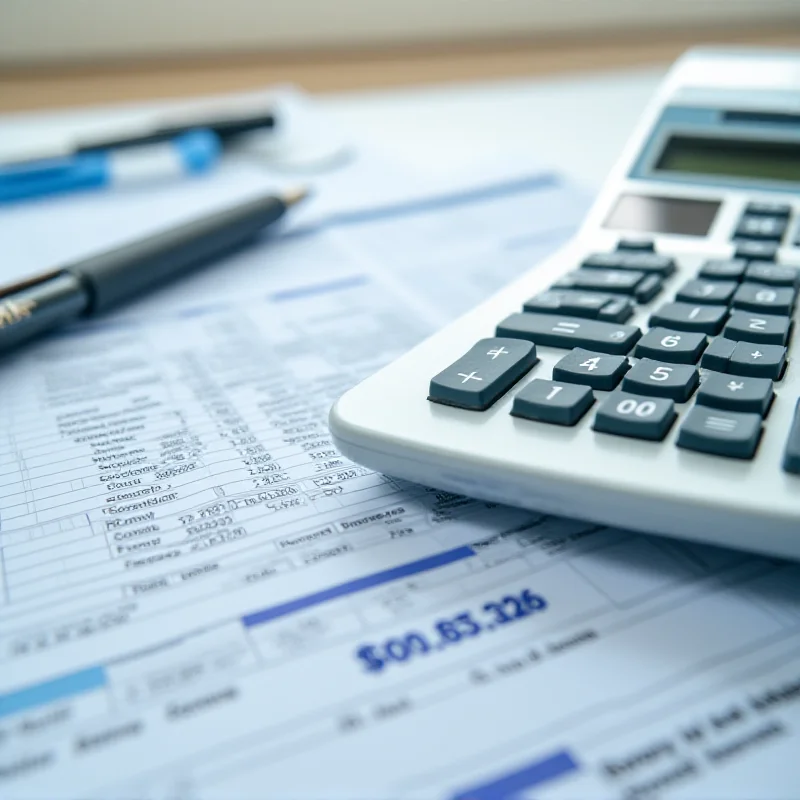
[2,173,800,800]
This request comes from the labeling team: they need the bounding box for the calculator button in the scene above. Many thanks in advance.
[597,297,636,323]
[745,201,792,218]
[783,399,800,475]
[582,253,675,276]
[511,380,594,426]
[634,275,664,303]
[560,268,645,294]
[728,341,787,379]
[676,279,737,305]
[734,214,788,242]
[723,311,792,346]
[696,372,774,416]
[698,259,747,282]
[634,327,706,364]
[523,291,632,321]
[650,302,727,335]
[734,241,779,261]
[744,263,800,288]
[617,238,655,252]
[592,392,676,441]
[622,359,698,402]
[552,348,630,390]
[428,338,538,410]
[677,406,762,460]
[496,313,641,354]
[732,283,796,315]
[699,337,736,372]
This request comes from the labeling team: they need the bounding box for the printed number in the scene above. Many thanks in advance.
[661,335,681,348]
[617,398,657,418]
[580,357,601,372]
[649,366,673,382]
[546,385,563,401]
[749,318,767,331]
[756,290,777,303]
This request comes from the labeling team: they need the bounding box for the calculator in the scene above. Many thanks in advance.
[330,49,800,560]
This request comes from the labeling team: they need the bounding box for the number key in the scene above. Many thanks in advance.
[723,311,792,346]
[650,302,727,335]
[593,392,677,441]
[511,380,594,426]
[676,279,737,305]
[698,259,746,282]
[552,347,630,390]
[731,283,796,315]
[634,327,707,364]
[622,359,699,402]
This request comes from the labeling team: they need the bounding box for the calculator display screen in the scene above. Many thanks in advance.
[604,193,721,236]
[655,135,800,183]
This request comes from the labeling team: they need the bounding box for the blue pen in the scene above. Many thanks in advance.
[0,128,221,205]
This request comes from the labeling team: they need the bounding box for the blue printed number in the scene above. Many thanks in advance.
[354,589,547,674]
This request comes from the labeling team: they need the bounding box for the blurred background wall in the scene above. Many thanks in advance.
[1,0,798,65]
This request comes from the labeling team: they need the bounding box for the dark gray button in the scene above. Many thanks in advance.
[523,291,633,322]
[511,380,594,426]
[746,201,791,218]
[676,279,737,305]
[634,274,663,303]
[617,238,655,252]
[735,214,788,241]
[593,392,676,441]
[677,406,762,459]
[783,399,800,475]
[735,241,779,261]
[582,252,675,276]
[723,311,792,346]
[744,263,800,287]
[496,313,641,354]
[597,297,636,323]
[634,327,706,364]
[622,359,699,402]
[732,283,796,315]
[650,302,727,335]
[699,259,746,281]
[429,338,538,410]
[696,372,774,416]
[728,341,787,379]
[552,347,630,390]
[700,337,736,372]
[559,268,644,294]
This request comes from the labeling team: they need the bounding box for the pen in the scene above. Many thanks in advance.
[1,103,277,167]
[0,129,221,205]
[0,187,308,352]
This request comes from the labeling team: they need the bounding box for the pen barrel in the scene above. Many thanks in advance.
[73,193,288,313]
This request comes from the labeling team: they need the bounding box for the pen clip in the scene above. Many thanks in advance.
[0,268,65,300]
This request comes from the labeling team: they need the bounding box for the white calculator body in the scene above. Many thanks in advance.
[330,49,800,560]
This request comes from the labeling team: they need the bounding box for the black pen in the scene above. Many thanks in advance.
[0,188,307,352]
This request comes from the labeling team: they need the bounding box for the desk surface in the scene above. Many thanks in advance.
[1,25,799,112]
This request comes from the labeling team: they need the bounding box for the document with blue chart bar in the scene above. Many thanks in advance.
[2,170,800,800]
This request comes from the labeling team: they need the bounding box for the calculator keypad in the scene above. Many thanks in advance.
[429,226,798,471]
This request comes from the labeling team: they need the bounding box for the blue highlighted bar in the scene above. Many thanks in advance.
[268,275,368,303]
[0,666,107,720]
[242,546,475,629]
[451,750,579,800]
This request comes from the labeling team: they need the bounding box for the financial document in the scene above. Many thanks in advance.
[2,174,800,800]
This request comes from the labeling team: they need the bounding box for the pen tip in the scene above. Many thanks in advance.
[283,187,311,207]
